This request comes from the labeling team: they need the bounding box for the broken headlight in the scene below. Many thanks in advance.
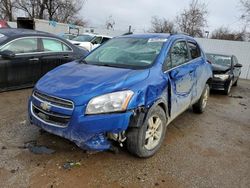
[85,90,134,115]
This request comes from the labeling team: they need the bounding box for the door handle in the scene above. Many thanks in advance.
[63,55,69,58]
[29,58,39,61]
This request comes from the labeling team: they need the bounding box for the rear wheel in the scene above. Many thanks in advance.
[126,106,167,158]
[193,84,209,113]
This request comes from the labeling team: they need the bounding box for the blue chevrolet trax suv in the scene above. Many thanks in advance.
[28,34,212,157]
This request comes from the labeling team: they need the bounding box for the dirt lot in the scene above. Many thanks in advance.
[0,80,249,188]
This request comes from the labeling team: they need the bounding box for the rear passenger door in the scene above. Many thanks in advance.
[163,40,196,119]
[40,37,74,76]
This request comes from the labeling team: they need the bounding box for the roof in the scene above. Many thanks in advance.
[117,33,195,41]
[119,33,170,39]
[80,33,112,38]
[0,28,54,37]
[206,52,233,57]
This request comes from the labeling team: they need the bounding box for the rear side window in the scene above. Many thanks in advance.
[188,42,200,59]
[42,38,71,52]
[1,38,38,54]
[171,41,189,67]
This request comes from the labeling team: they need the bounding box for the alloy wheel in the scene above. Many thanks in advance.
[145,115,163,150]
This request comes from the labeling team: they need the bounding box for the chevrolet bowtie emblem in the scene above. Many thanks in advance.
[40,101,51,111]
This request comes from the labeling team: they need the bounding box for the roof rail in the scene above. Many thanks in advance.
[170,32,191,36]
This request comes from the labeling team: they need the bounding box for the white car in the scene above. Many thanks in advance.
[69,33,112,51]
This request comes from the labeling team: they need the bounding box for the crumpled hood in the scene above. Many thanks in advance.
[35,61,149,105]
[212,64,230,73]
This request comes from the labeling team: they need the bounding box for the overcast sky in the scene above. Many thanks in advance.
[80,0,244,33]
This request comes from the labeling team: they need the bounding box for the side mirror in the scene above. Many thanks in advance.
[0,50,15,59]
[234,63,242,68]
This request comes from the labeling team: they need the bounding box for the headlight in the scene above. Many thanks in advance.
[86,90,134,115]
[213,74,229,80]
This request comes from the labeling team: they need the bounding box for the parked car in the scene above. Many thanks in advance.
[29,34,212,157]
[69,33,111,51]
[58,33,77,41]
[206,53,242,95]
[0,28,88,92]
[0,20,10,28]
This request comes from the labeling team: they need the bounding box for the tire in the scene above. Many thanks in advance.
[126,106,167,158]
[223,79,233,95]
[233,79,238,86]
[193,84,209,114]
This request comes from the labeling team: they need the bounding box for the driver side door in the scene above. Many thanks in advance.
[163,40,196,119]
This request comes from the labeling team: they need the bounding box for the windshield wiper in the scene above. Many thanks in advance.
[99,63,125,68]
[79,59,88,64]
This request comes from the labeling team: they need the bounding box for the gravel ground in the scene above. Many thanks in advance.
[0,79,249,188]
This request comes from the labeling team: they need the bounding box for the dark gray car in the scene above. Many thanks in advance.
[206,53,242,95]
[0,28,88,92]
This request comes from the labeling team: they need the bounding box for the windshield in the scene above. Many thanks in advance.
[72,34,94,42]
[206,54,232,67]
[61,34,75,40]
[84,37,166,69]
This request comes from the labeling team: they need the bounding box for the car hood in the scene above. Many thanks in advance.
[35,61,150,106]
[212,64,230,74]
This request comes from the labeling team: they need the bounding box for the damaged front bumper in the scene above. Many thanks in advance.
[211,78,230,90]
[28,95,133,151]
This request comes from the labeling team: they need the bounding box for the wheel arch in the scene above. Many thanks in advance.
[128,98,169,128]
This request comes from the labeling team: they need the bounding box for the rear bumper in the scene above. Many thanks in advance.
[28,96,133,151]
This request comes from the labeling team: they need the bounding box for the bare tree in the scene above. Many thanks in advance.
[240,0,250,24]
[45,0,85,23]
[176,0,208,37]
[0,0,16,21]
[149,16,176,33]
[15,0,86,25]
[211,27,246,41]
[16,0,48,19]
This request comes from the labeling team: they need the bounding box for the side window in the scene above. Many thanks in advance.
[101,37,110,44]
[42,38,71,52]
[171,41,189,67]
[163,55,172,71]
[1,38,38,54]
[91,37,102,44]
[187,42,201,59]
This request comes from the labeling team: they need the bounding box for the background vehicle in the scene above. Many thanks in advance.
[69,33,111,51]
[206,53,242,95]
[58,33,77,41]
[29,34,212,158]
[0,28,88,92]
[0,20,10,28]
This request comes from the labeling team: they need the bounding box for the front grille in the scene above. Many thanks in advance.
[32,103,70,127]
[33,91,74,109]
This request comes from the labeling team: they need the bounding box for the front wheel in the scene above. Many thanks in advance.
[223,79,233,95]
[193,84,210,113]
[126,106,167,158]
[233,79,238,86]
